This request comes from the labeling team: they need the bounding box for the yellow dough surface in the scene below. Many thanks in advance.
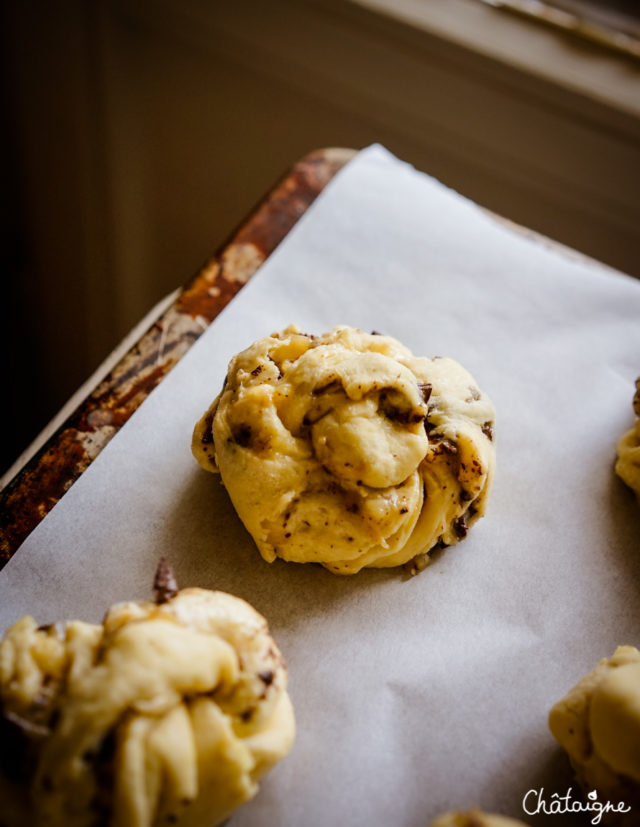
[549,645,640,805]
[193,325,496,574]
[0,587,294,827]
[616,377,640,498]
[429,810,529,827]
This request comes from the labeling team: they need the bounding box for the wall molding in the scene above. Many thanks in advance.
[114,0,640,275]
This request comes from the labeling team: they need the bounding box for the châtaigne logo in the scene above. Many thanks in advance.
[522,787,631,825]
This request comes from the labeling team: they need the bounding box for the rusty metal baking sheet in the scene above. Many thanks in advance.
[0,148,356,567]
[1,144,638,826]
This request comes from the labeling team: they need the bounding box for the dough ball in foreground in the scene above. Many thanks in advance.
[0,563,294,827]
[428,810,529,826]
[549,645,640,819]
[615,377,640,499]
[193,325,496,574]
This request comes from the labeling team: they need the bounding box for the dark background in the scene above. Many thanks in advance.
[2,0,639,478]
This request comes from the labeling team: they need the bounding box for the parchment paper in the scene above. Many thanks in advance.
[2,145,639,826]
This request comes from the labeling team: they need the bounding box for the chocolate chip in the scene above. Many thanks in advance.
[453,516,468,538]
[384,406,410,423]
[200,410,215,445]
[250,364,263,376]
[481,421,494,441]
[231,424,252,447]
[37,622,65,641]
[418,382,432,403]
[153,558,178,604]
[266,355,283,379]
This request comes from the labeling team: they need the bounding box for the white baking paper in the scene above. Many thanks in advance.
[2,145,639,826]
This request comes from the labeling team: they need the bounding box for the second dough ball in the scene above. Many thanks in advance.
[429,810,529,827]
[0,579,294,827]
[549,645,640,817]
[193,325,496,574]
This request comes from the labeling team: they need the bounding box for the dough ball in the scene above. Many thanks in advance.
[549,645,640,817]
[0,573,294,827]
[193,325,496,574]
[428,809,529,826]
[616,377,640,499]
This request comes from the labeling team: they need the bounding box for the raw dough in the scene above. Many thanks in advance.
[0,579,294,827]
[615,377,640,499]
[193,325,496,574]
[549,645,640,816]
